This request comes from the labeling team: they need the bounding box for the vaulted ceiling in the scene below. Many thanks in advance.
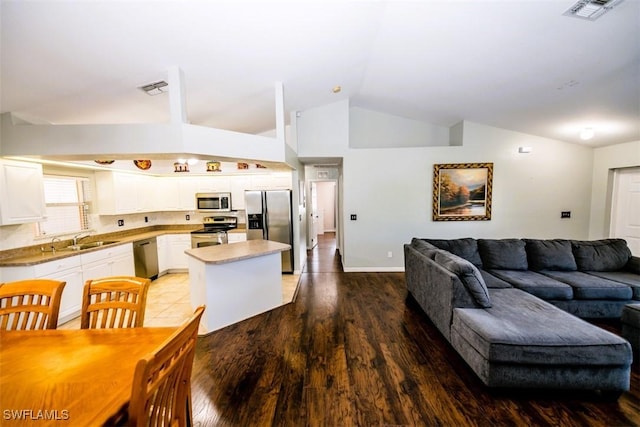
[1,1,639,147]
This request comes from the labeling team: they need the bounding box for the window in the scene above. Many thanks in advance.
[36,175,91,237]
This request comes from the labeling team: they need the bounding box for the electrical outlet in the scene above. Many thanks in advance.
[561,211,571,218]
[144,216,149,223]
[387,251,393,258]
[350,214,357,221]
[118,219,124,227]
[186,214,190,220]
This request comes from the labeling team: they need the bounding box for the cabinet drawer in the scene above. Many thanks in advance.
[33,255,82,277]
[80,243,132,265]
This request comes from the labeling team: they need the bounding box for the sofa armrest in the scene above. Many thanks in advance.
[404,244,477,341]
[625,256,640,275]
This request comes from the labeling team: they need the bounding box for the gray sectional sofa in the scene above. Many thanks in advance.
[404,237,639,396]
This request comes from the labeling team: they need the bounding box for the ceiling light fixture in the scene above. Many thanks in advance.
[563,0,625,21]
[332,85,342,94]
[139,80,168,96]
[580,127,595,140]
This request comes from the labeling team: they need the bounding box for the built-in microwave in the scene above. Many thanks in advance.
[196,192,232,212]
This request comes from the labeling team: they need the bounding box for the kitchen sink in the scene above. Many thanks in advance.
[64,240,119,251]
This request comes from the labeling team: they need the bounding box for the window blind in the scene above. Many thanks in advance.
[36,175,90,236]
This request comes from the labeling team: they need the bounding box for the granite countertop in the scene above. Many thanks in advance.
[0,225,248,267]
[0,226,196,267]
[184,240,290,265]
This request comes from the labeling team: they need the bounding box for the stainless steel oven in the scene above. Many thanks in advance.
[190,216,237,249]
[191,231,228,248]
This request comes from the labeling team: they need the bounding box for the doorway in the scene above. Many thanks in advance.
[308,181,337,248]
[610,167,640,256]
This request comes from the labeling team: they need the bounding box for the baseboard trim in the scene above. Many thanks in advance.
[342,267,405,273]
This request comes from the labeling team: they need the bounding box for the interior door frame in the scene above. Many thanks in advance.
[610,166,640,256]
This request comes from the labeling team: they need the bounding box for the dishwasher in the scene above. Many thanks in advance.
[133,237,159,280]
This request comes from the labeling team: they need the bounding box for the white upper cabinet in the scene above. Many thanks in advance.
[95,171,157,214]
[95,171,134,214]
[0,159,46,225]
[160,176,199,211]
[92,171,292,215]
[249,173,292,190]
[178,177,199,210]
[197,176,231,193]
[230,176,251,210]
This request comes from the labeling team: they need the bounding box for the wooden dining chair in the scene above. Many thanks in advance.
[0,279,66,330]
[128,305,205,427]
[81,276,151,329]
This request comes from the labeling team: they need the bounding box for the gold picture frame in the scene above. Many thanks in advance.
[433,162,493,221]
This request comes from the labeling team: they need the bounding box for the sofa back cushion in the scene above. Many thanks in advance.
[423,238,483,267]
[571,239,632,271]
[434,251,491,308]
[410,238,439,259]
[478,239,528,270]
[524,239,577,271]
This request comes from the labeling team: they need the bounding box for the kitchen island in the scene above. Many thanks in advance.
[185,240,291,334]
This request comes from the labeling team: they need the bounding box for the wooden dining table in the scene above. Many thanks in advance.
[0,327,177,426]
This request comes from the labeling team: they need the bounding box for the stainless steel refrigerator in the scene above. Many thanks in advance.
[245,189,294,273]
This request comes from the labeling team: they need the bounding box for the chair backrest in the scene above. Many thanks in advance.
[0,279,66,330]
[81,276,151,329]
[128,306,205,427]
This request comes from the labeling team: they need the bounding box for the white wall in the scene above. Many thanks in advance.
[297,100,349,158]
[297,103,597,272]
[589,140,640,239]
[350,107,450,148]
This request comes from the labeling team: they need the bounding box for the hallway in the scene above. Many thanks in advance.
[303,232,342,274]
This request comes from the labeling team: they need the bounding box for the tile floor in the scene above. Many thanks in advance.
[59,272,300,330]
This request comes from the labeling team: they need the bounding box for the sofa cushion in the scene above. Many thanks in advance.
[488,269,573,300]
[622,304,640,326]
[424,238,483,267]
[586,271,640,299]
[525,239,577,271]
[410,238,440,259]
[434,251,491,308]
[452,288,632,366]
[540,271,632,300]
[479,270,513,289]
[571,239,632,272]
[478,239,528,270]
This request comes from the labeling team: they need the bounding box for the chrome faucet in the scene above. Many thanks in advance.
[49,237,61,253]
[73,233,89,246]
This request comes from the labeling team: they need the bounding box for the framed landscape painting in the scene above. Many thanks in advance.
[432,162,493,221]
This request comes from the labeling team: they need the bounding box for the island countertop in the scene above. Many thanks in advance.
[184,240,291,264]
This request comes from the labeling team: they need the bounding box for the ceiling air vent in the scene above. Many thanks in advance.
[563,0,625,20]
[139,80,168,96]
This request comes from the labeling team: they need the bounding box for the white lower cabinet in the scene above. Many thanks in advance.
[228,232,247,244]
[157,234,170,274]
[81,243,135,283]
[0,255,84,324]
[165,234,191,270]
[0,243,135,325]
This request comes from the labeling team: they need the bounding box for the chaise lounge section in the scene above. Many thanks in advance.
[404,237,637,396]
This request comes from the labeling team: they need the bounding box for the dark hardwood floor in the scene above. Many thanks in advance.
[191,233,640,426]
